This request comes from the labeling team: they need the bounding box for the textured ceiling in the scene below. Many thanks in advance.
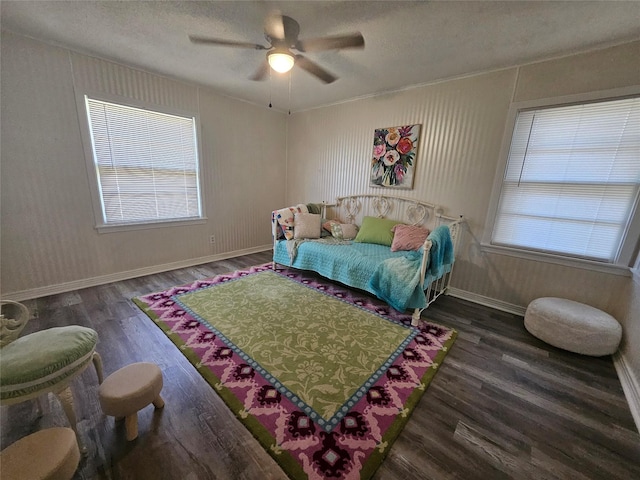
[2,1,639,112]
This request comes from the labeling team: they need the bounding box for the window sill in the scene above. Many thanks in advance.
[480,243,632,277]
[96,217,207,234]
[632,267,640,285]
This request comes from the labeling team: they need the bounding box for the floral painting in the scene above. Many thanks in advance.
[370,124,421,189]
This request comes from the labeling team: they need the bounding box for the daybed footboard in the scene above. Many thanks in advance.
[413,216,463,325]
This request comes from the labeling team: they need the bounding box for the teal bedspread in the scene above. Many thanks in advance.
[369,251,425,311]
[273,240,429,311]
[424,225,454,285]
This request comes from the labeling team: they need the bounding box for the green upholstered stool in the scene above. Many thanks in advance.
[0,301,103,452]
[0,427,80,480]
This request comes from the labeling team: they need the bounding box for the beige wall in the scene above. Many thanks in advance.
[2,31,638,403]
[0,31,287,296]
[514,40,640,102]
[286,41,640,391]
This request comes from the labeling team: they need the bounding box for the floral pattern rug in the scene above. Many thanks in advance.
[133,264,456,480]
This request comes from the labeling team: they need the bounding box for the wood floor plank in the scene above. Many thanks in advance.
[1,251,638,479]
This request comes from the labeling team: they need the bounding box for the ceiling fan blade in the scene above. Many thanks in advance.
[265,14,301,46]
[281,15,301,44]
[249,60,270,81]
[294,55,337,84]
[264,11,285,40]
[189,35,267,50]
[297,33,364,52]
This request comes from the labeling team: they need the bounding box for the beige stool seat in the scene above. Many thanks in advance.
[1,301,104,454]
[524,297,622,356]
[0,427,80,480]
[98,362,164,441]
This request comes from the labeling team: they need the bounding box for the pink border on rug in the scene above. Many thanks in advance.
[134,264,456,480]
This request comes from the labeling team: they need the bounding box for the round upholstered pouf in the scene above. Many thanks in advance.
[0,427,80,480]
[99,362,164,441]
[524,297,622,356]
[0,326,98,403]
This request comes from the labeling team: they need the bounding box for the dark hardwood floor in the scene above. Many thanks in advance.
[2,251,639,479]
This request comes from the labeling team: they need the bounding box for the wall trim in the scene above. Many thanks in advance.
[447,287,527,316]
[3,245,272,301]
[613,351,640,434]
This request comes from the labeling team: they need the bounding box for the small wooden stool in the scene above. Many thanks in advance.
[0,427,80,480]
[98,362,164,441]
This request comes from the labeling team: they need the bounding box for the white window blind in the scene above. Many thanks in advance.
[85,97,202,226]
[492,96,640,263]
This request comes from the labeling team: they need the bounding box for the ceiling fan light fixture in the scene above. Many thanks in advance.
[268,51,295,73]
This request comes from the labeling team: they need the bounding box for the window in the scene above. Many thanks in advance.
[490,96,640,266]
[84,96,203,228]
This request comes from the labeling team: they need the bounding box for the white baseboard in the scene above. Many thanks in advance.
[3,245,272,301]
[613,352,640,434]
[447,287,527,316]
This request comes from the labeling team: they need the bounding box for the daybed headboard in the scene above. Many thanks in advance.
[325,194,464,245]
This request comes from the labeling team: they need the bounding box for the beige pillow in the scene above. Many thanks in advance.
[294,213,322,239]
[322,219,340,233]
[331,223,359,240]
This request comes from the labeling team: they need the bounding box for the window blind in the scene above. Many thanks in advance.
[492,96,640,262]
[85,98,202,225]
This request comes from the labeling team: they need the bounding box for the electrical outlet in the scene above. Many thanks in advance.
[209,235,216,244]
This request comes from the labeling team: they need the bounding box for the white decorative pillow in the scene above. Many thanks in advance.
[331,223,359,240]
[274,204,308,240]
[322,219,340,233]
[294,213,322,239]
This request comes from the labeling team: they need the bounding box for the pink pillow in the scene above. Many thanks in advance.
[390,224,430,252]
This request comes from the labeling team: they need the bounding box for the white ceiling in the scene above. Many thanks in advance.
[2,1,639,112]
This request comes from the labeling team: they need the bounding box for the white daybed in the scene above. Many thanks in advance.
[272,194,464,326]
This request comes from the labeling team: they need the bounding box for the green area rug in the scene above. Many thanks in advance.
[134,264,456,479]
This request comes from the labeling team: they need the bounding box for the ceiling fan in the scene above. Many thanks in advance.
[188,14,364,84]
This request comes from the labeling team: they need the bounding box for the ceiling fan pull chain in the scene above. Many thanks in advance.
[269,68,272,108]
[288,70,292,115]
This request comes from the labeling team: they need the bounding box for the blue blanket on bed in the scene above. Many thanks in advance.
[368,226,454,311]
[274,240,404,296]
[273,225,454,312]
[424,225,454,285]
[368,250,425,311]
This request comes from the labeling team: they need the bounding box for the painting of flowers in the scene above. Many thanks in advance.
[370,124,421,189]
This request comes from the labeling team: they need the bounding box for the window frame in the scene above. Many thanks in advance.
[483,86,640,275]
[76,91,206,233]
